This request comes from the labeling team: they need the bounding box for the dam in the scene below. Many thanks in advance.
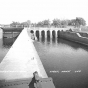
[1,27,88,46]
[0,27,88,88]
[1,27,75,39]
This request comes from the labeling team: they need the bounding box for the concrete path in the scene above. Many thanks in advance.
[0,28,48,81]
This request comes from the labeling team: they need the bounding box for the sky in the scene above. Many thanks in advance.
[0,0,88,25]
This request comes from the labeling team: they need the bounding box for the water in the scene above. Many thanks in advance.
[0,37,88,88]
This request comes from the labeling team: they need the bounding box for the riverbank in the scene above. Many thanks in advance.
[58,31,88,46]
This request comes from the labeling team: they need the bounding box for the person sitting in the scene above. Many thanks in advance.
[28,71,40,88]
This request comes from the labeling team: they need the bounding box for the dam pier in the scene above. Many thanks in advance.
[1,27,88,46]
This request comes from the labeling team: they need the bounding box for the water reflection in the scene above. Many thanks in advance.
[2,36,88,54]
[38,37,88,52]
[41,37,45,43]
[52,37,56,43]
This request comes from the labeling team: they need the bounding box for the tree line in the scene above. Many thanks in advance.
[10,17,86,28]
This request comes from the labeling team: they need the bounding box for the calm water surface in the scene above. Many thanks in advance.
[0,37,88,88]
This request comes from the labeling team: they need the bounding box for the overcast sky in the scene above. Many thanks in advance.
[0,0,88,25]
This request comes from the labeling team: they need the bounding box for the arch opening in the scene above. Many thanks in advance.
[36,30,39,40]
[30,30,34,33]
[52,30,56,38]
[52,30,56,42]
[41,30,45,39]
[47,30,50,39]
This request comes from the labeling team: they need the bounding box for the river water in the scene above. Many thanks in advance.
[0,37,88,88]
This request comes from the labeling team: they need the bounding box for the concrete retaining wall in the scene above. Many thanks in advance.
[59,31,88,46]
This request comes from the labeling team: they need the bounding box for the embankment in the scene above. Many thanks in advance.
[58,31,88,46]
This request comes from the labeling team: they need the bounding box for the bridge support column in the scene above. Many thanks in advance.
[39,30,41,39]
[34,30,36,37]
[50,30,52,39]
[55,30,57,38]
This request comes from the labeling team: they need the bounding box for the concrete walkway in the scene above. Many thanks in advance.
[0,28,48,81]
